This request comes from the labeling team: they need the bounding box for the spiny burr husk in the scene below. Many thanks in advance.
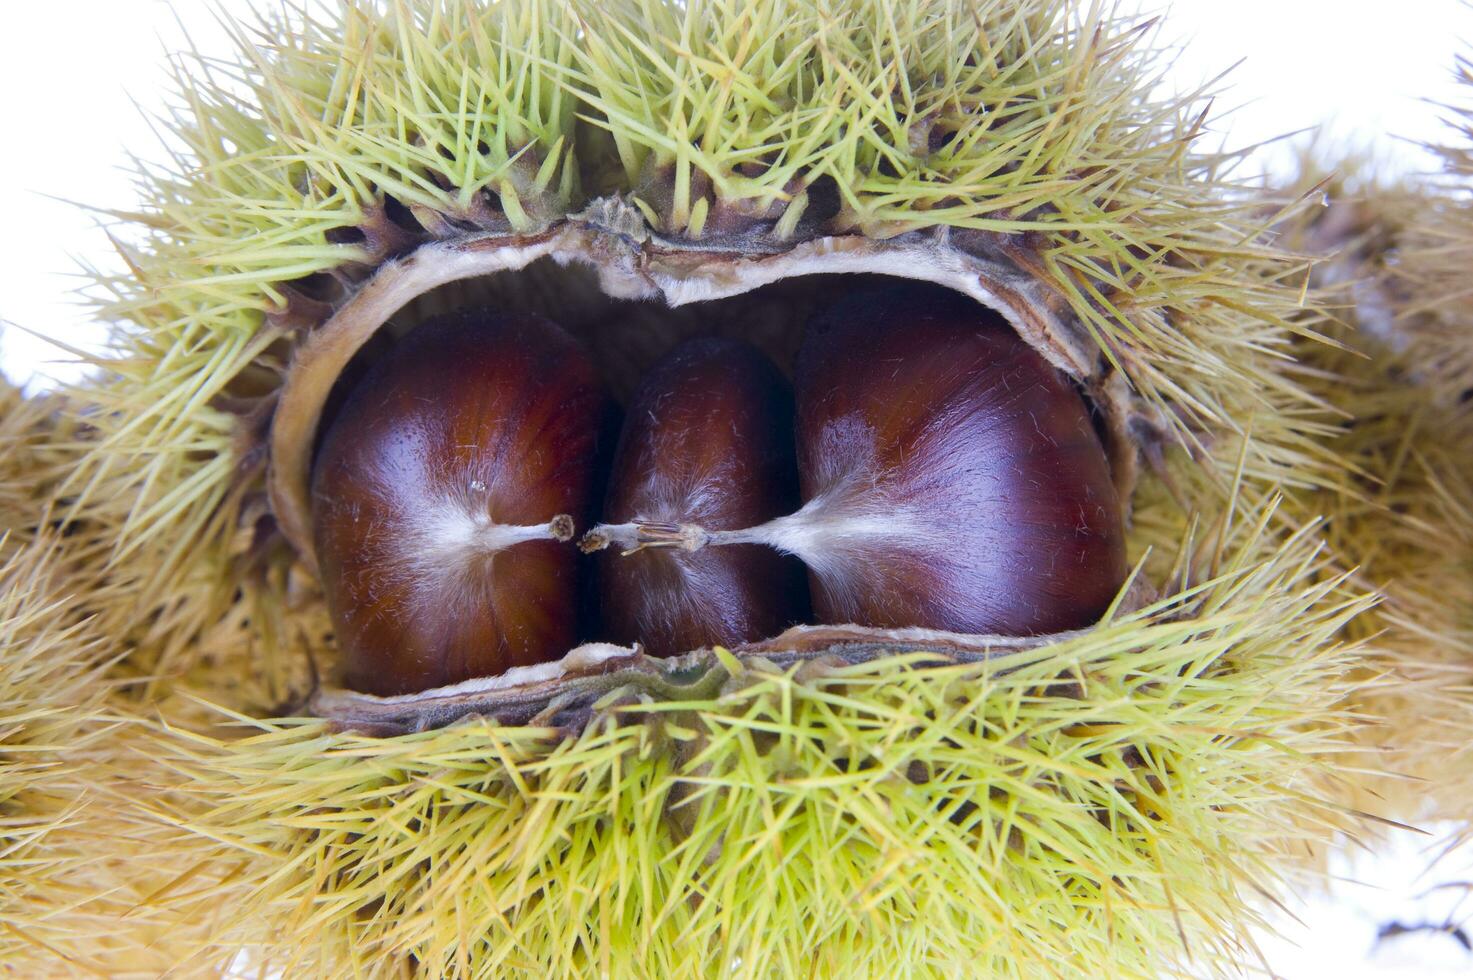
[12,0,1401,976]
[0,381,190,974]
[1276,143,1473,828]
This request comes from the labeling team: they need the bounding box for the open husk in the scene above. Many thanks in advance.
[3,1,1422,975]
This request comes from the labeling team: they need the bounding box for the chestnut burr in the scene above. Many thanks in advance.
[584,339,808,656]
[310,309,612,696]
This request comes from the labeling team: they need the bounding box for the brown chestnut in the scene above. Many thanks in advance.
[599,281,1127,637]
[781,282,1127,633]
[311,308,612,696]
[583,339,808,656]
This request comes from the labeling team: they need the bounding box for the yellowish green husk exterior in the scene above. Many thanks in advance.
[1277,152,1473,825]
[4,0,1470,976]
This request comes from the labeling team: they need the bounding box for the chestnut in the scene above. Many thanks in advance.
[600,281,1128,637]
[310,308,612,696]
[781,282,1128,633]
[583,339,808,656]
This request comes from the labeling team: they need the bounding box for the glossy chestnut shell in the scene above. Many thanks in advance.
[310,309,612,696]
[592,338,809,656]
[789,281,1127,634]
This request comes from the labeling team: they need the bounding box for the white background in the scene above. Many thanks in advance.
[1,2,1470,976]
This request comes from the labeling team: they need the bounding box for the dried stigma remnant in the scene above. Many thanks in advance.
[311,309,613,696]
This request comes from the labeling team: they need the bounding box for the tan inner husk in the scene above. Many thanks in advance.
[269,197,1151,729]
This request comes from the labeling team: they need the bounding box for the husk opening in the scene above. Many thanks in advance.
[265,204,1151,717]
